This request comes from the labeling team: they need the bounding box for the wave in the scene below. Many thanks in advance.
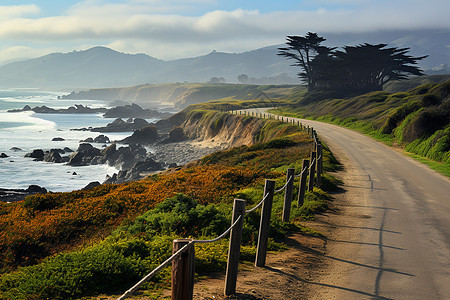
[0,111,56,131]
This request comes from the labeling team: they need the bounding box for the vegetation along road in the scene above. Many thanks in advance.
[251,108,450,299]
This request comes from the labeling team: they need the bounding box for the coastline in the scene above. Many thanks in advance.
[0,137,229,202]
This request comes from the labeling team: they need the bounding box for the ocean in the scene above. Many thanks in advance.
[0,89,157,192]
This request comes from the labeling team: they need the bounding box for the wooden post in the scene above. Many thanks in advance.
[282,168,295,222]
[224,199,246,295]
[307,125,310,134]
[298,159,309,207]
[255,180,275,267]
[316,142,323,188]
[172,239,195,300]
[308,151,316,192]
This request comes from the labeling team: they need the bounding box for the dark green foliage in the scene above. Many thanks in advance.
[249,138,297,151]
[278,32,328,91]
[381,101,422,134]
[279,32,427,96]
[23,193,64,213]
[126,194,229,237]
[405,127,450,162]
[0,236,171,300]
[403,107,450,142]
[422,94,441,106]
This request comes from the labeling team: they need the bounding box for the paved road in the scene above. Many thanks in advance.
[249,108,450,299]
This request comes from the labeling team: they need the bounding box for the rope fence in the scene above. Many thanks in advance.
[275,175,293,193]
[246,192,270,214]
[117,108,325,300]
[295,166,308,178]
[192,215,242,244]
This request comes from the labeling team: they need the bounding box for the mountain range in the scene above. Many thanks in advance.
[0,29,448,89]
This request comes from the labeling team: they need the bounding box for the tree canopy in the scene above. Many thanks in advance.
[278,33,427,95]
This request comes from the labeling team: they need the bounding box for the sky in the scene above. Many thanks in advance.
[0,0,449,65]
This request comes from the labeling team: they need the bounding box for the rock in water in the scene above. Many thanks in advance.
[120,125,159,144]
[26,185,47,194]
[82,181,101,190]
[43,151,63,163]
[25,149,45,159]
[93,134,110,143]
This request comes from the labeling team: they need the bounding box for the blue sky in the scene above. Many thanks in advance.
[0,0,449,65]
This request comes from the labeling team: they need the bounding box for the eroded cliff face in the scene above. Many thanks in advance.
[180,111,265,147]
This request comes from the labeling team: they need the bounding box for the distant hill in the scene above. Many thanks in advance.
[0,46,298,89]
[0,29,448,89]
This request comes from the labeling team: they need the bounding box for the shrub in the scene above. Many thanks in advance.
[403,107,449,141]
[381,101,422,134]
[422,94,440,106]
[125,194,229,238]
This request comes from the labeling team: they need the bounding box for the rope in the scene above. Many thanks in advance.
[294,166,308,178]
[117,241,194,300]
[192,215,242,244]
[275,175,293,193]
[245,192,270,213]
[309,158,316,168]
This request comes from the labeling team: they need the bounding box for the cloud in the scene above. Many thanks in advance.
[0,0,448,64]
[0,5,40,20]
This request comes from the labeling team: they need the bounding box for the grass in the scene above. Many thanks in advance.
[405,153,450,177]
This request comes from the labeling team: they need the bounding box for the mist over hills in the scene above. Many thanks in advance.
[0,45,298,89]
[0,29,448,89]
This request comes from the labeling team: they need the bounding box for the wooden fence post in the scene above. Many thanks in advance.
[308,151,316,192]
[172,239,195,300]
[298,159,309,207]
[282,168,295,222]
[224,199,246,295]
[255,179,275,267]
[316,142,322,188]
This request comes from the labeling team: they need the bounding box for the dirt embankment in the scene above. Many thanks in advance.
[181,112,266,148]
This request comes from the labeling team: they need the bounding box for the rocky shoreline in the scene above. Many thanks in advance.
[0,137,228,202]
[7,103,171,119]
[0,107,233,202]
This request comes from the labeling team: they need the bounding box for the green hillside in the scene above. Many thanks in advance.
[274,80,450,175]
